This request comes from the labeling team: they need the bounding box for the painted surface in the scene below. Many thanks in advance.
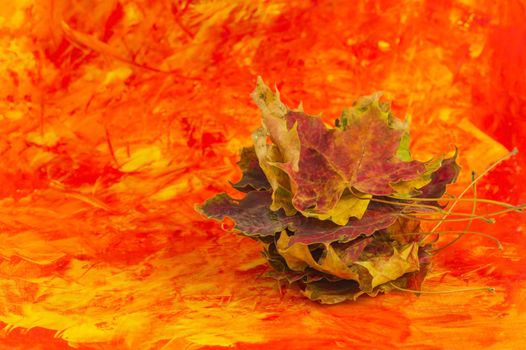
[0,0,525,349]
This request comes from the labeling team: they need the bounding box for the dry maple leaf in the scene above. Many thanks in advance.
[251,77,459,225]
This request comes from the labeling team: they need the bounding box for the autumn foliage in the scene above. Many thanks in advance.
[200,79,464,303]
[1,0,525,349]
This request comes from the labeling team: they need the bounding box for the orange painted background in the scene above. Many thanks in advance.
[1,0,526,349]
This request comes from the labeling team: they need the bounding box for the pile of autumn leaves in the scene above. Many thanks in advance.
[199,78,460,303]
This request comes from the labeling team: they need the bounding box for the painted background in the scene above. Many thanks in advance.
[0,0,525,349]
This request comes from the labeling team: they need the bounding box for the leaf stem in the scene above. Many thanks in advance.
[430,148,518,233]
[392,196,521,210]
[430,171,477,252]
[389,283,496,295]
[408,230,502,250]
[398,213,493,223]
[399,206,523,222]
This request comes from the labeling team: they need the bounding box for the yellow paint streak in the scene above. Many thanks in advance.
[116,146,166,172]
